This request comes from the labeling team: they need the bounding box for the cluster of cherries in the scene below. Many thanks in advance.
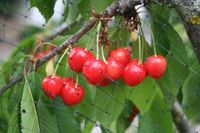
[69,47,167,86]
[41,46,167,106]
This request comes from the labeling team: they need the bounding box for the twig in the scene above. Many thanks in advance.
[0,0,142,96]
[172,101,194,133]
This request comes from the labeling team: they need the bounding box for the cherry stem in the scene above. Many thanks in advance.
[139,25,144,61]
[101,45,107,64]
[96,21,101,60]
[33,42,57,55]
[138,26,143,65]
[52,47,70,77]
[75,73,79,88]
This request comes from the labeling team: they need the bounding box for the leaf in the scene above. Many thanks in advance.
[66,0,79,24]
[7,105,20,133]
[78,0,91,19]
[91,0,113,13]
[37,98,59,133]
[153,13,189,106]
[128,77,157,115]
[94,81,129,129]
[138,94,173,133]
[53,99,81,133]
[182,65,200,121]
[30,0,56,21]
[20,79,40,133]
[116,100,134,133]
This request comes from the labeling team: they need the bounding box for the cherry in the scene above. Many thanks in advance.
[128,106,139,121]
[41,75,63,99]
[97,77,111,87]
[61,80,84,106]
[144,55,167,79]
[106,58,124,80]
[63,77,73,85]
[35,51,47,59]
[123,60,146,86]
[82,58,106,85]
[108,48,131,66]
[68,47,94,72]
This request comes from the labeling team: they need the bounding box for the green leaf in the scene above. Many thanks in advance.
[94,81,129,129]
[53,99,81,133]
[116,100,134,133]
[91,0,113,13]
[30,0,56,21]
[66,0,79,24]
[138,94,173,133]
[20,79,40,133]
[78,0,91,19]
[37,98,59,133]
[128,77,157,114]
[182,65,200,121]
[153,13,189,106]
[7,105,20,133]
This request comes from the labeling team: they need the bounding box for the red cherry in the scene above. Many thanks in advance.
[61,81,84,106]
[108,48,131,66]
[123,61,146,86]
[68,47,94,72]
[63,77,73,85]
[145,55,167,79]
[128,106,139,121]
[97,77,111,87]
[35,52,47,59]
[41,75,63,99]
[106,58,124,80]
[82,58,106,85]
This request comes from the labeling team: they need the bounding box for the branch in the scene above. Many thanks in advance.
[172,101,194,133]
[0,0,142,96]
[44,17,83,41]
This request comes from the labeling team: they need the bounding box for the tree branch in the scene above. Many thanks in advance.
[172,101,194,133]
[0,0,142,96]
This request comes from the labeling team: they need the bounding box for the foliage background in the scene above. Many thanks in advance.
[0,0,200,133]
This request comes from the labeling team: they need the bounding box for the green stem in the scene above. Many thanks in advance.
[101,45,107,63]
[52,47,70,77]
[138,31,142,64]
[96,22,101,60]
[139,25,144,61]
[75,73,79,88]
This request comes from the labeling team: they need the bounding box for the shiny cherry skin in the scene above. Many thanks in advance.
[106,58,124,80]
[82,58,106,85]
[63,77,73,85]
[108,48,131,66]
[61,80,84,106]
[123,60,146,86]
[144,55,167,79]
[68,47,94,72]
[35,51,47,59]
[41,75,63,99]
